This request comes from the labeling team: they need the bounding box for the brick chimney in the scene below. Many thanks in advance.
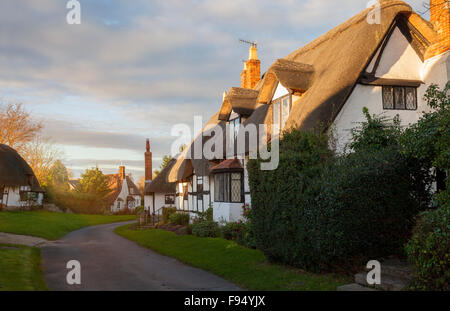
[119,166,125,180]
[144,139,152,183]
[426,0,450,59]
[240,44,261,89]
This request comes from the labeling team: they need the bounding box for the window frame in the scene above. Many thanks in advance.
[272,94,292,130]
[382,86,417,111]
[213,171,244,203]
[165,194,175,205]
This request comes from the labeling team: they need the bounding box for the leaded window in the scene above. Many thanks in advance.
[214,172,243,203]
[382,86,417,110]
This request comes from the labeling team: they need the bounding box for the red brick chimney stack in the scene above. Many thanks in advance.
[240,44,261,89]
[426,0,450,59]
[145,139,152,183]
[119,166,125,180]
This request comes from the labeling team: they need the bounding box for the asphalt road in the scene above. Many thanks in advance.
[41,222,241,291]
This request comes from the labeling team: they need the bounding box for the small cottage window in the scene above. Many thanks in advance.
[272,95,292,130]
[214,172,243,203]
[382,86,417,110]
[165,194,175,205]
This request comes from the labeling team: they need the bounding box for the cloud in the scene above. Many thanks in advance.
[0,0,428,177]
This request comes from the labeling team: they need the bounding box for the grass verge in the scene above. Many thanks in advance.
[115,225,350,290]
[0,244,47,291]
[0,211,136,240]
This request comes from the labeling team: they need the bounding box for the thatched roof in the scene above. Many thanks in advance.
[257,59,315,104]
[145,158,177,194]
[282,0,435,131]
[219,87,259,120]
[0,144,44,192]
[168,112,227,182]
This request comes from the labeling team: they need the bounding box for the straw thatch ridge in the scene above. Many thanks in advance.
[219,87,259,120]
[145,158,177,194]
[257,59,315,104]
[0,144,44,192]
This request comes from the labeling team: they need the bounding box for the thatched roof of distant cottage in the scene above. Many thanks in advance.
[0,144,44,192]
[145,158,177,194]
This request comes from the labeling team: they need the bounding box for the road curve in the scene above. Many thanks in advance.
[41,222,241,291]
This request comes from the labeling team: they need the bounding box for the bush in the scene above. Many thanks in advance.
[248,117,427,272]
[162,207,177,224]
[221,222,245,241]
[46,187,107,214]
[191,220,220,238]
[405,205,450,291]
[135,206,144,215]
[169,212,190,226]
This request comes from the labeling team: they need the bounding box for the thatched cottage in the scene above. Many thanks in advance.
[168,0,449,223]
[0,144,44,210]
[106,166,141,213]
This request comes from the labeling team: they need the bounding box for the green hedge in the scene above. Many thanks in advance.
[405,205,449,291]
[248,126,423,272]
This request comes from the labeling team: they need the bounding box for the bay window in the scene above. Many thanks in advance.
[214,171,244,203]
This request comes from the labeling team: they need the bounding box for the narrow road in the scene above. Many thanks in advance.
[41,222,241,291]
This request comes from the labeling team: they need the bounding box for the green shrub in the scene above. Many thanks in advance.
[162,207,177,224]
[221,222,245,241]
[191,220,220,238]
[248,118,426,272]
[169,212,190,225]
[405,205,450,291]
[135,206,144,215]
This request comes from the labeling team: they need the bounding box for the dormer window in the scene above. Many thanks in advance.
[382,86,417,110]
[272,94,291,129]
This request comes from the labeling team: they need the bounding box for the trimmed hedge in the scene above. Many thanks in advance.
[405,205,450,291]
[248,126,424,272]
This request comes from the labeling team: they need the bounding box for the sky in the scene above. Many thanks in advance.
[0,0,428,180]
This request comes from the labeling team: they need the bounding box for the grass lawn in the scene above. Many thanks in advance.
[115,225,351,290]
[0,244,47,291]
[0,211,136,240]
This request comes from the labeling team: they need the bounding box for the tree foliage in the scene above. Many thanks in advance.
[77,167,111,198]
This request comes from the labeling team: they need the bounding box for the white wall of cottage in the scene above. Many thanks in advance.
[333,26,449,153]
[1,186,43,210]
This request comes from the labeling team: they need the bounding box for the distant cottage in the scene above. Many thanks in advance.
[0,144,44,210]
[106,166,141,213]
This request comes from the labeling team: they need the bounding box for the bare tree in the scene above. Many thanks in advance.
[0,103,43,153]
[20,135,63,186]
